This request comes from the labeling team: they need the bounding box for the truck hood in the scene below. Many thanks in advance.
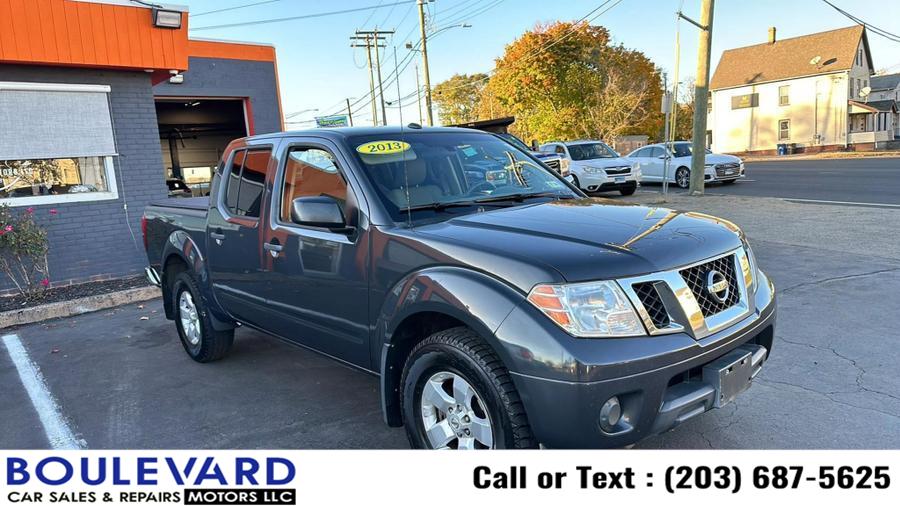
[415,198,745,285]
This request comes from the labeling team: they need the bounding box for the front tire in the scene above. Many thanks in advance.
[675,167,691,189]
[172,271,234,362]
[619,184,637,196]
[571,174,581,190]
[722,179,737,185]
[400,328,537,449]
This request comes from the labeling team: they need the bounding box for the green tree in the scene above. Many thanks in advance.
[432,73,489,125]
[487,21,662,143]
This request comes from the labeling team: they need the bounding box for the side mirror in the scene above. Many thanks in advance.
[658,154,670,160]
[291,196,346,229]
[531,139,540,151]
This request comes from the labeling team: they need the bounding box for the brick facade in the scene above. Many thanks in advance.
[154,57,282,135]
[0,64,167,291]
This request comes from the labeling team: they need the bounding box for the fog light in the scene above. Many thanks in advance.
[599,396,622,432]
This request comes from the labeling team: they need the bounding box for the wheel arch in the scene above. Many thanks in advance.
[159,230,231,329]
[376,267,525,427]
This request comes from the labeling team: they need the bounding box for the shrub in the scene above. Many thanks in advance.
[0,205,52,301]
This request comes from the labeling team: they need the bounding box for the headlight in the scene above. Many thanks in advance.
[527,281,645,337]
[740,240,760,293]
[704,164,716,170]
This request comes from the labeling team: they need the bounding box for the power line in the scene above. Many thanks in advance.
[190,0,280,18]
[190,1,417,31]
[820,0,900,43]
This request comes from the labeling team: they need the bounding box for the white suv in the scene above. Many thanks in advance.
[539,140,640,196]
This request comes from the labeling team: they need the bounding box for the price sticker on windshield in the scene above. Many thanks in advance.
[356,140,411,155]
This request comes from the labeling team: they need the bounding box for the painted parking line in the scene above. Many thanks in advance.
[2,334,85,449]
[782,198,900,209]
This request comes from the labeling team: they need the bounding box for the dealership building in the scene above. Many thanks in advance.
[0,0,282,292]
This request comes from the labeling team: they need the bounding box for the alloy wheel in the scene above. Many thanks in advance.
[178,291,202,346]
[420,371,494,449]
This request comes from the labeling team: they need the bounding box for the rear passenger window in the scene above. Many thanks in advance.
[223,148,271,219]
[225,150,245,213]
[279,147,347,223]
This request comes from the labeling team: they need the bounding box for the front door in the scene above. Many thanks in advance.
[206,146,273,327]
[262,140,371,368]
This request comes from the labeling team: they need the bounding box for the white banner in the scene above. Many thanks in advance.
[0,451,897,505]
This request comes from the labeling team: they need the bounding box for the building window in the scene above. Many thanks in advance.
[0,82,118,206]
[731,93,759,109]
[778,119,790,141]
[1,157,114,201]
[778,85,790,106]
[856,79,862,98]
[707,91,712,112]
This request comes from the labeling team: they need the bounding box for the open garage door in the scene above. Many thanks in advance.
[155,98,248,197]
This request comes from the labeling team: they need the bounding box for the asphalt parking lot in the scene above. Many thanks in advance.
[2,162,899,449]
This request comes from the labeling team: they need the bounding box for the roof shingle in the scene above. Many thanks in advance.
[711,25,866,90]
[870,73,900,91]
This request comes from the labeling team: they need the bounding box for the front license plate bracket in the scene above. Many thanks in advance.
[702,344,766,408]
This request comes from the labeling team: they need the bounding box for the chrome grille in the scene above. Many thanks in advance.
[632,282,670,328]
[604,166,631,175]
[679,254,740,317]
[543,159,561,171]
[715,163,740,177]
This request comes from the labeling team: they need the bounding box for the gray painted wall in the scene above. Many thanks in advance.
[154,56,282,135]
[0,64,167,291]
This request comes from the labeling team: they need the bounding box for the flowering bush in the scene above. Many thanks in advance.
[0,205,52,300]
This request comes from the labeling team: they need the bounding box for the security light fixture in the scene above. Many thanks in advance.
[152,8,182,29]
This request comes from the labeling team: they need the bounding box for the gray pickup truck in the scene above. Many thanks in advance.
[142,126,776,449]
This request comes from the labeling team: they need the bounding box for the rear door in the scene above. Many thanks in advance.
[207,144,275,327]
[261,137,371,368]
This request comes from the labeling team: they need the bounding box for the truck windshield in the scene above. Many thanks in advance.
[496,133,532,152]
[567,142,618,161]
[347,131,577,222]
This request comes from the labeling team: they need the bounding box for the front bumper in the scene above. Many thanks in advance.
[578,173,640,193]
[498,270,776,449]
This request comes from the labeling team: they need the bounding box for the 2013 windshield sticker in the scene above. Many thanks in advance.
[356,141,411,155]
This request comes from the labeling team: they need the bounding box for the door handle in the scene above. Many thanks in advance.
[264,242,283,258]
[210,232,226,245]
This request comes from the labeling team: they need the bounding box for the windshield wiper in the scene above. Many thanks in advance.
[402,200,508,212]
[474,192,575,204]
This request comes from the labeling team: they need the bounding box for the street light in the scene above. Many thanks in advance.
[285,108,319,120]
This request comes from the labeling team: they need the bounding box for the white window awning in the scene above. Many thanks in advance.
[0,82,117,161]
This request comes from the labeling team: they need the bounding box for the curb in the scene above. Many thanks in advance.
[0,286,162,329]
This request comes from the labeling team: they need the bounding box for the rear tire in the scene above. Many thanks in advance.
[400,327,537,449]
[675,167,691,189]
[172,271,234,362]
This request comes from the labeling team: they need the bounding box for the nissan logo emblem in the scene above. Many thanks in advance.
[706,270,730,303]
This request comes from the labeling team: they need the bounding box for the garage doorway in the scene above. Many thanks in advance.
[155,98,249,197]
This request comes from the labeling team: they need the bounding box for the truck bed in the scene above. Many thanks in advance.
[143,198,210,270]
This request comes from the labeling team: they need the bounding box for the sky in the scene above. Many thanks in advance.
[178,0,900,127]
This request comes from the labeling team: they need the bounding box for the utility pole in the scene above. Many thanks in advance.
[417,0,434,125]
[685,0,714,195]
[352,31,391,126]
[662,72,671,196]
[346,98,354,126]
[415,63,423,125]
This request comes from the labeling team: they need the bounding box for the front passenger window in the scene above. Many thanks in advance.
[280,147,348,223]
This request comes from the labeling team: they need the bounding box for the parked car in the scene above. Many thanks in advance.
[143,126,775,450]
[494,132,569,177]
[539,140,640,196]
[166,178,193,198]
[627,141,745,189]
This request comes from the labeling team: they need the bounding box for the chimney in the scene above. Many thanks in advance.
[768,26,777,44]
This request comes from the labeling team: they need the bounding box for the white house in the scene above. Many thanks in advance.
[869,72,900,138]
[708,26,896,154]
